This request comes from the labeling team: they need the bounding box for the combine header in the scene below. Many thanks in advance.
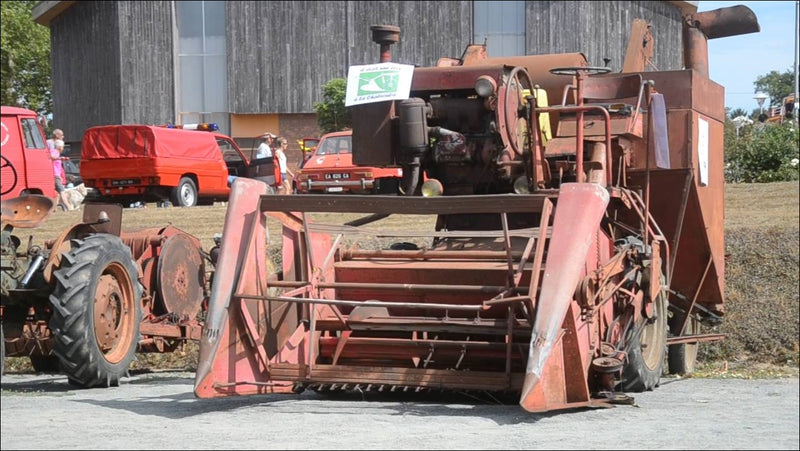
[194,5,758,412]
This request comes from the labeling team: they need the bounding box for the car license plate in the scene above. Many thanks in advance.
[324,173,350,180]
[326,187,344,193]
[111,179,140,186]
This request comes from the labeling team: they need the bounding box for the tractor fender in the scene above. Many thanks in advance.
[42,222,105,284]
[520,182,609,409]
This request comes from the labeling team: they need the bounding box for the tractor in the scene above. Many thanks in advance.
[192,5,758,412]
[1,188,211,386]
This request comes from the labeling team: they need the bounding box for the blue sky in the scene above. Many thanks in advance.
[698,1,798,113]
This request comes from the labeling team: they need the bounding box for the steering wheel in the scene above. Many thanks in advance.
[1,154,18,196]
[549,66,612,76]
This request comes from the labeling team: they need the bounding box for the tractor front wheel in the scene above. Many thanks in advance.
[49,234,142,388]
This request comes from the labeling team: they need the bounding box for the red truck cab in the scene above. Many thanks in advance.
[1,106,56,201]
[294,130,402,194]
[80,124,281,206]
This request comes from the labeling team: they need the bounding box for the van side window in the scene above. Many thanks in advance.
[21,118,46,149]
[217,138,242,163]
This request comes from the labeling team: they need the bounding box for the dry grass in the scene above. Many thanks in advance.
[725,181,799,230]
[5,182,799,375]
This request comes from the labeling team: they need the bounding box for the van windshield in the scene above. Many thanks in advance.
[21,118,46,149]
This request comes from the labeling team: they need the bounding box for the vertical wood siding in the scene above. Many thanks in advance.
[117,2,175,126]
[525,1,683,71]
[50,1,122,143]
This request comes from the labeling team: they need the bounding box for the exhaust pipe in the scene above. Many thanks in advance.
[683,5,760,78]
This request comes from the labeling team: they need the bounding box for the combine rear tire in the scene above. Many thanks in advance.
[668,316,699,375]
[171,177,198,207]
[49,234,142,388]
[621,285,667,392]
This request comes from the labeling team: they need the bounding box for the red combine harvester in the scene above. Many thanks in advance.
[193,5,758,412]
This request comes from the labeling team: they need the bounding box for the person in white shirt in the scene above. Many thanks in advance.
[256,132,276,159]
[275,137,295,194]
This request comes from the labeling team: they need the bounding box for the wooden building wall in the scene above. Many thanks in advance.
[117,2,175,126]
[227,1,473,114]
[50,1,122,144]
[50,1,174,149]
[525,1,684,72]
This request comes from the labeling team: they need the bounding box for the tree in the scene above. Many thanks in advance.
[0,1,51,116]
[753,69,795,107]
[313,78,350,134]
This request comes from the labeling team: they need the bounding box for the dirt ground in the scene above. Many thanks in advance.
[1,371,797,450]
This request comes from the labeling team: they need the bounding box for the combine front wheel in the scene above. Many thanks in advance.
[621,282,668,392]
[49,234,142,388]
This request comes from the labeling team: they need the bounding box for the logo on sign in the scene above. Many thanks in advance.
[345,63,414,107]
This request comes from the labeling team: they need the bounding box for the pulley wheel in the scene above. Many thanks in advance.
[156,233,205,320]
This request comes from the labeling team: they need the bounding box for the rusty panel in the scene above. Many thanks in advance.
[352,102,395,167]
[626,168,723,310]
[642,70,725,123]
[411,65,506,92]
[690,112,725,308]
[629,109,692,170]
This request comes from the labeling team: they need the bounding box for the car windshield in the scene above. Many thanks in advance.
[316,136,351,155]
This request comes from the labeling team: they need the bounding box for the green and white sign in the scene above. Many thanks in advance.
[345,63,414,106]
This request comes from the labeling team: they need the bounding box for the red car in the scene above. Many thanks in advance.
[294,130,402,194]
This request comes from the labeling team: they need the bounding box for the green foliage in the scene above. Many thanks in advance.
[0,1,51,115]
[754,69,795,107]
[313,78,351,134]
[724,121,799,183]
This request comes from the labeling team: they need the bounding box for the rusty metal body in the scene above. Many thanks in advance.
[1,197,208,379]
[195,6,758,412]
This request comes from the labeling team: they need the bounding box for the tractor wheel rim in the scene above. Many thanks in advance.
[93,262,136,364]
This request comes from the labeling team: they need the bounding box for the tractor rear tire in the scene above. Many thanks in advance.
[668,316,699,375]
[621,283,668,392]
[49,234,142,388]
[171,177,198,207]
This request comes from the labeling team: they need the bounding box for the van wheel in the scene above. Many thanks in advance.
[171,177,197,207]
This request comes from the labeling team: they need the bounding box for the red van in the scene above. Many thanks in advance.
[80,124,281,206]
[0,106,56,201]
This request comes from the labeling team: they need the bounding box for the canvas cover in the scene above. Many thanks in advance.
[82,125,221,161]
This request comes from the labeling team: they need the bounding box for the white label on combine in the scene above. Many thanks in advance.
[698,117,709,187]
[345,63,414,106]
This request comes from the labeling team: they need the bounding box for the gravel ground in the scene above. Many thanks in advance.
[1,372,798,450]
